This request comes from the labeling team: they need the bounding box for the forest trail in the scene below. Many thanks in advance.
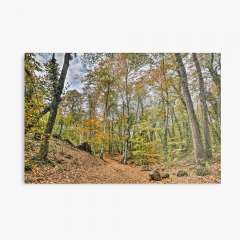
[25,137,220,184]
[100,154,149,183]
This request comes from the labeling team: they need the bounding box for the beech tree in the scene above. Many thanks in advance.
[39,53,71,161]
[192,53,212,159]
[175,53,205,162]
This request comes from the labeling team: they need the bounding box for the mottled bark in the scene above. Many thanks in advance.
[208,53,221,125]
[39,53,71,161]
[162,58,169,160]
[193,53,212,159]
[175,53,205,162]
[122,66,130,164]
[100,82,110,157]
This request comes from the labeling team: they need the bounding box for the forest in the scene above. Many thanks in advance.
[24,53,221,183]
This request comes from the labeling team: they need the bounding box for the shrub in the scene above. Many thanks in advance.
[25,160,33,171]
[196,167,209,176]
[177,170,188,177]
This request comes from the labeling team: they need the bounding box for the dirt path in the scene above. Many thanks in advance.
[92,154,150,183]
[25,139,150,183]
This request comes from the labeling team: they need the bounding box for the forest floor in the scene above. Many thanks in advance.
[25,137,221,184]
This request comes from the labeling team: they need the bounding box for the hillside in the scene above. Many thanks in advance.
[25,137,220,184]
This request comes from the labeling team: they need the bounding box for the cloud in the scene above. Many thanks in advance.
[66,56,87,92]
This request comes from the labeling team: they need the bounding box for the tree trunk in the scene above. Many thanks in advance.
[172,107,183,148]
[175,53,205,162]
[162,57,169,161]
[122,66,130,164]
[208,108,221,144]
[208,53,221,125]
[121,98,125,154]
[39,53,71,161]
[163,103,169,160]
[192,53,212,159]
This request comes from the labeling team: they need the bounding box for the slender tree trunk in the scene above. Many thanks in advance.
[192,53,212,159]
[135,96,140,122]
[140,99,144,119]
[208,108,221,144]
[110,117,114,153]
[120,96,125,155]
[183,121,191,150]
[163,101,169,160]
[100,83,111,157]
[208,53,221,125]
[172,107,183,148]
[123,66,130,164]
[175,53,205,162]
[161,57,169,161]
[39,53,71,161]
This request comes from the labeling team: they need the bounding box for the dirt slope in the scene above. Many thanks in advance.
[25,137,149,183]
[25,137,220,184]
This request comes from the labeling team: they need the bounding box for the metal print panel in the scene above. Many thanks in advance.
[24,53,221,184]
